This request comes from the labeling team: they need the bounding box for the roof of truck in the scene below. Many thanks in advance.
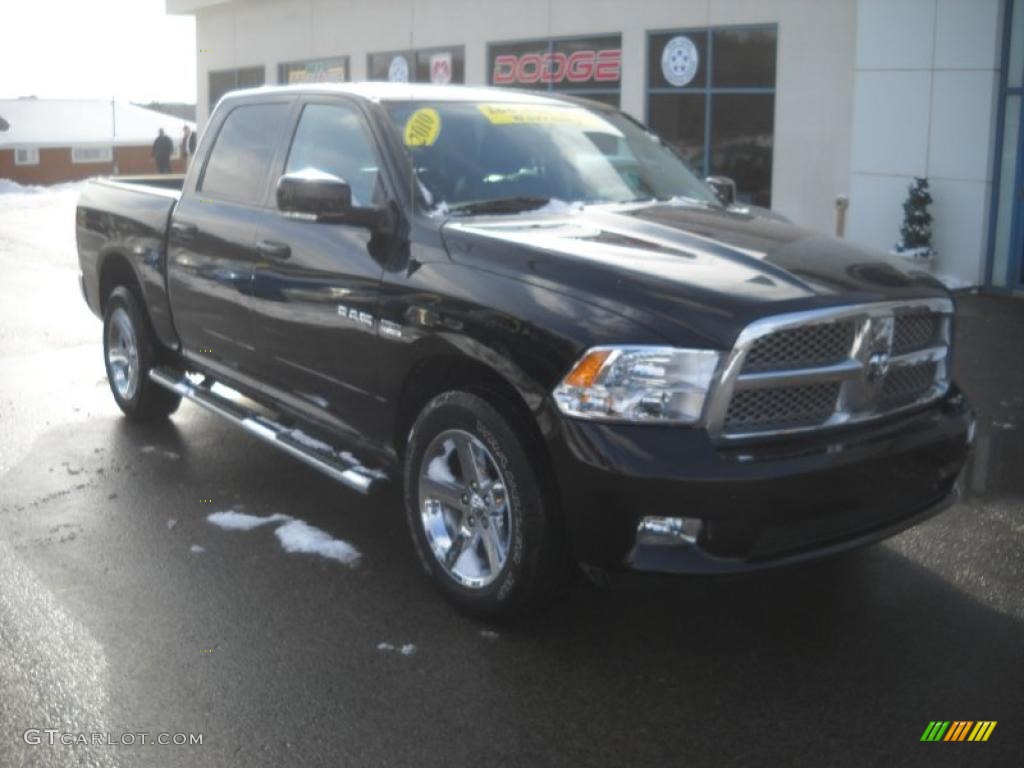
[218,82,603,107]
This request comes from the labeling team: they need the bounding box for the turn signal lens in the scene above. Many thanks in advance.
[553,346,721,424]
[563,349,613,388]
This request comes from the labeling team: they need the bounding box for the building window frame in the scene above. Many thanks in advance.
[208,65,266,113]
[367,45,465,84]
[71,146,113,164]
[278,55,349,85]
[486,33,622,106]
[645,23,778,204]
[14,147,40,165]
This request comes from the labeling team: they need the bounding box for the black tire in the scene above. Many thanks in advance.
[403,390,567,620]
[102,286,180,421]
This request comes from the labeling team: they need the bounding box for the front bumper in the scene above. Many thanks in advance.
[547,387,972,573]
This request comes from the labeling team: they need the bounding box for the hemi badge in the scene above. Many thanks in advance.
[380,319,403,338]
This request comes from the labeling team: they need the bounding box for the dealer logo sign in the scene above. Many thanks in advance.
[492,49,621,85]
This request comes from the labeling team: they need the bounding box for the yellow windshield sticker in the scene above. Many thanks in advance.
[476,103,619,133]
[404,107,441,146]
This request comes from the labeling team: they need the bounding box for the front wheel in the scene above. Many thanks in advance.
[102,286,180,421]
[404,391,567,620]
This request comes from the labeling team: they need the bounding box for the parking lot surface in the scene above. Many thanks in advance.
[1,189,1021,767]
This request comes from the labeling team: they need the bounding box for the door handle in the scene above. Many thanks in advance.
[171,220,197,241]
[256,239,291,260]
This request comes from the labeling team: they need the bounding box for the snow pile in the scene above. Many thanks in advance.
[0,179,87,196]
[537,198,585,214]
[205,509,361,567]
[932,273,975,291]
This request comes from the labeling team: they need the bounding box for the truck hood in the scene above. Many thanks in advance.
[440,202,949,348]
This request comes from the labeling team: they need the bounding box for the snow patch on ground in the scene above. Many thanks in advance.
[140,445,179,459]
[205,509,361,567]
[993,420,1016,430]
[206,510,291,530]
[167,518,177,530]
[190,545,205,554]
[480,629,500,641]
[274,519,361,566]
[377,642,417,656]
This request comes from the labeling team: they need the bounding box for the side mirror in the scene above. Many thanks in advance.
[705,175,737,207]
[276,168,353,220]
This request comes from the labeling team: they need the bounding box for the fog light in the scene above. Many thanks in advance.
[637,516,703,546]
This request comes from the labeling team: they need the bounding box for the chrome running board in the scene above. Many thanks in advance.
[149,367,384,494]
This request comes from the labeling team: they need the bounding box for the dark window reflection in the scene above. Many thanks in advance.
[646,25,777,207]
[208,66,265,112]
[710,93,774,207]
[369,47,465,84]
[711,28,777,88]
[648,93,706,171]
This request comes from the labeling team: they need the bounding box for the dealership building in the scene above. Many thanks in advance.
[168,0,1022,294]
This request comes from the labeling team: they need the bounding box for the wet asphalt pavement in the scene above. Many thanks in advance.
[1,190,1022,768]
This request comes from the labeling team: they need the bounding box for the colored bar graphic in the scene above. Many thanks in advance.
[944,721,972,741]
[921,720,996,742]
[921,721,950,741]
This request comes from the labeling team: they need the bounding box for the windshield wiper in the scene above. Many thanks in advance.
[448,196,552,216]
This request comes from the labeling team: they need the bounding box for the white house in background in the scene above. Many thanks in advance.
[167,0,1020,294]
[0,99,195,185]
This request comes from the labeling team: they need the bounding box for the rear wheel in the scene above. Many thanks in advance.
[404,390,567,619]
[102,286,180,421]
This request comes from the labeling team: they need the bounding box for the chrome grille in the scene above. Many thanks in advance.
[879,361,938,410]
[709,299,953,440]
[725,382,841,431]
[743,322,855,372]
[893,313,943,354]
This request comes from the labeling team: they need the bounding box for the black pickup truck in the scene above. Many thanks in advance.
[77,83,973,617]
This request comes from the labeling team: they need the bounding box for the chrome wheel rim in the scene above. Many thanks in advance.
[106,307,140,400]
[418,429,512,589]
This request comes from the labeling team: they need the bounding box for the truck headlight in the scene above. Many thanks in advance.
[553,346,722,424]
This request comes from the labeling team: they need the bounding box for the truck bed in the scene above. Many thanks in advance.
[76,175,184,349]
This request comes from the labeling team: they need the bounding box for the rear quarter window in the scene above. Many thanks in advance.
[200,102,291,205]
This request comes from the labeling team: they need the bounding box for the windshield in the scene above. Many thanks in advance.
[383,100,721,213]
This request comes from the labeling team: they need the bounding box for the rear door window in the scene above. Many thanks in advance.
[200,102,291,204]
